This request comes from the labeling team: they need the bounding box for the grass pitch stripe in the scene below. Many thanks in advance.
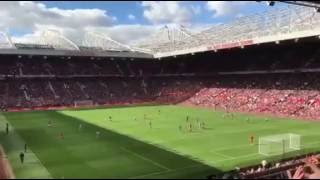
[3,105,320,178]
[303,141,320,147]
[232,153,260,160]
[121,147,170,171]
[210,151,234,159]
[213,144,257,152]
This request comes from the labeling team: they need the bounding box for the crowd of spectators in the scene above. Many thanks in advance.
[0,54,209,110]
[0,78,203,110]
[209,153,320,179]
[186,73,320,121]
[1,51,320,121]
[2,40,320,77]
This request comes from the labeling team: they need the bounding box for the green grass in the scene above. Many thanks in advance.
[1,105,320,179]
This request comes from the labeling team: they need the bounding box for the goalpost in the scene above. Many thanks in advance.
[74,100,94,108]
[258,133,301,156]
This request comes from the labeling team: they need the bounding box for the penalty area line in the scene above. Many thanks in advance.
[121,147,170,171]
[207,153,261,165]
[210,151,234,159]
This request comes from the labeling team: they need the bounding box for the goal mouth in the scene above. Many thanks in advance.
[258,133,301,156]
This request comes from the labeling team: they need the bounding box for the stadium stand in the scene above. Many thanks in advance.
[1,3,320,179]
[1,37,320,120]
[209,152,320,179]
[184,73,320,121]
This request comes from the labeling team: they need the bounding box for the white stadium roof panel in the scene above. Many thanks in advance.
[1,5,320,58]
[0,32,15,49]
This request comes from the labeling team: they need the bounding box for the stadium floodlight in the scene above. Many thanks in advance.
[259,133,301,156]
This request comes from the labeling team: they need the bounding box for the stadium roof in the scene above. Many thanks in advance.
[280,1,320,8]
[142,5,320,58]
[1,3,320,59]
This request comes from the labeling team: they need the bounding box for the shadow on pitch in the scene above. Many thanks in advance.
[3,110,223,179]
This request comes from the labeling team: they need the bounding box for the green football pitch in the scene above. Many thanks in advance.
[1,105,320,179]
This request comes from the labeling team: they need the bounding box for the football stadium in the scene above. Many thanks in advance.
[1,1,320,179]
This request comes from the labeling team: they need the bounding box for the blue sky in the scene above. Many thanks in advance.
[41,1,283,25]
[43,1,147,25]
[0,1,289,45]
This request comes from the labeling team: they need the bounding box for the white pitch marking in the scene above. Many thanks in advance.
[121,147,170,171]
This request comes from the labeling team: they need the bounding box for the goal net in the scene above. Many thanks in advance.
[258,133,301,156]
[74,100,94,107]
